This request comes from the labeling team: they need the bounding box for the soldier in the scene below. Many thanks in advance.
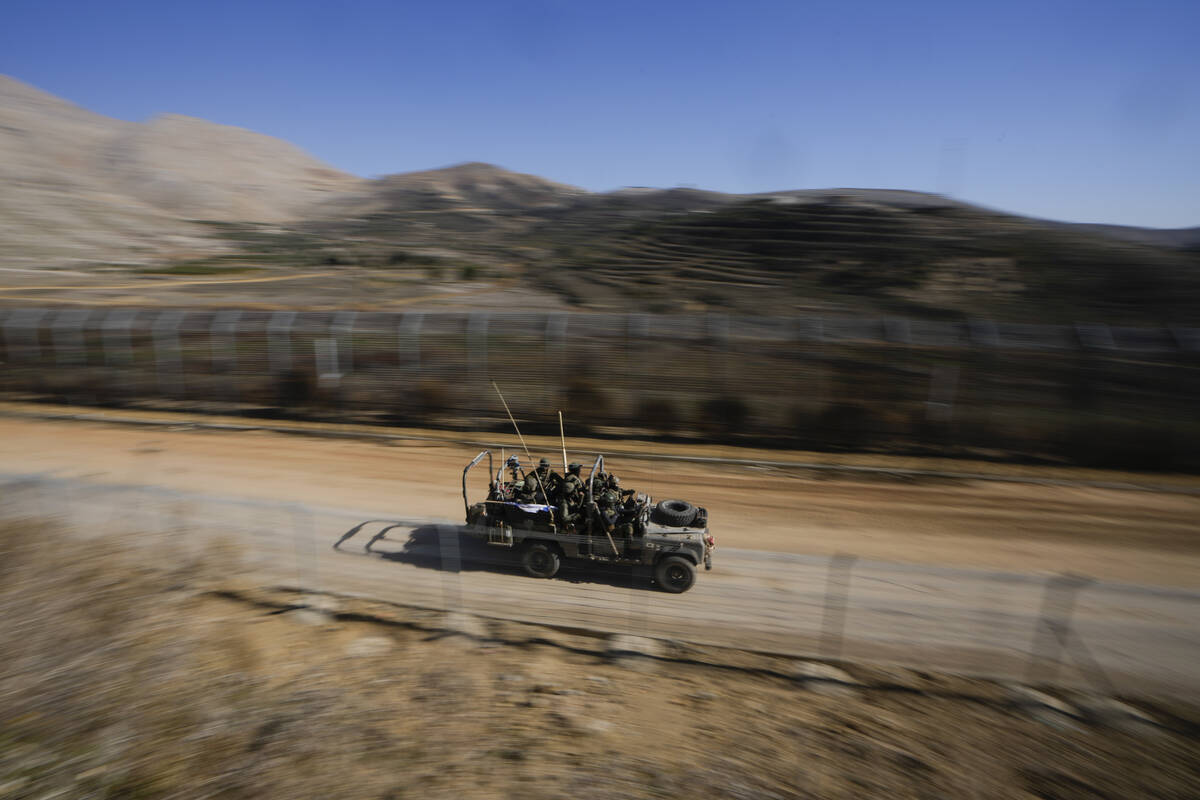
[594,474,622,532]
[562,462,585,499]
[493,454,524,500]
[558,462,586,530]
[590,470,608,500]
[605,475,638,536]
[505,455,524,484]
[522,457,561,504]
[608,474,635,501]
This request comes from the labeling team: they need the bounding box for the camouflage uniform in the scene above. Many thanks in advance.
[603,476,638,535]
[589,471,608,500]
[595,479,622,532]
[522,458,561,504]
[558,463,586,530]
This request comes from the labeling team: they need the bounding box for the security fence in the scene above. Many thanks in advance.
[3,470,1198,698]
[2,306,1199,466]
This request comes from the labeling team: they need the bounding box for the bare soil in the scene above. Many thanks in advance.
[2,414,1199,587]
[2,521,1197,800]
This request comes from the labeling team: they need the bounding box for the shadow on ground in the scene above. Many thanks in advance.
[334,521,655,591]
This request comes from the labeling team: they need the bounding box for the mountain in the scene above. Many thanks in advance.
[2,75,1197,322]
[100,113,359,222]
[281,167,1200,321]
[0,75,360,267]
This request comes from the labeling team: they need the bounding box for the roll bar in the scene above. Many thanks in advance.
[586,454,603,505]
[463,450,493,516]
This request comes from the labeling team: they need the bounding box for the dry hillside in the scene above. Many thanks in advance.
[3,75,1198,322]
[0,75,360,268]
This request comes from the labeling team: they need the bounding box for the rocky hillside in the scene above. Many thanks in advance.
[0,75,360,267]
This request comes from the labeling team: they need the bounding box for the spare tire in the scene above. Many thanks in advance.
[652,499,697,527]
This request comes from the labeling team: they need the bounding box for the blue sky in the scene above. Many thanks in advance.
[3,0,1197,227]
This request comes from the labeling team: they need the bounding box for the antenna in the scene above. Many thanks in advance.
[558,410,568,472]
[493,381,554,525]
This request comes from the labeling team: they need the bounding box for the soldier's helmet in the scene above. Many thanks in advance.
[506,455,520,468]
[610,475,620,487]
[538,457,550,468]
[568,462,581,474]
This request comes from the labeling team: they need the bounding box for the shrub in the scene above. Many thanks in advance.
[412,378,451,416]
[636,397,682,435]
[275,368,314,409]
[1054,419,1191,471]
[562,379,612,427]
[814,402,877,450]
[696,395,751,436]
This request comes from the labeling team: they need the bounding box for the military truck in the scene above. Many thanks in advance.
[461,450,714,592]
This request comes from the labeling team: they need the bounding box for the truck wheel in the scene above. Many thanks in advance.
[654,556,696,593]
[521,542,561,579]
[652,499,697,527]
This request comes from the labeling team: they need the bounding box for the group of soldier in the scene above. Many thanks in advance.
[491,455,636,534]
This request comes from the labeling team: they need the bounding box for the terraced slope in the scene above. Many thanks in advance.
[525,195,1200,321]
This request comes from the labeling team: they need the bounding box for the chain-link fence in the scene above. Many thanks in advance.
[3,306,1199,467]
[4,471,1196,697]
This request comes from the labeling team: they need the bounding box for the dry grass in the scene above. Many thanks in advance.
[2,518,1199,799]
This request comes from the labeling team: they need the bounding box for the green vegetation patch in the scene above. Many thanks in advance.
[137,262,262,276]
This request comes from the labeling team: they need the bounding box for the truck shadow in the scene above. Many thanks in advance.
[336,522,656,591]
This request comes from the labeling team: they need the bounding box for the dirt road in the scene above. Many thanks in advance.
[3,415,1198,584]
[9,519,1197,800]
[3,415,1199,696]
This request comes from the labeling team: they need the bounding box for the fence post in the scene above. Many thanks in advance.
[398,311,424,381]
[819,553,857,660]
[4,307,48,363]
[290,504,320,594]
[314,338,341,389]
[437,523,462,613]
[332,310,357,375]
[52,308,91,368]
[210,310,241,371]
[103,309,137,366]
[1025,573,1092,686]
[268,311,297,375]
[102,309,138,400]
[152,310,185,398]
[210,310,242,403]
[925,364,960,423]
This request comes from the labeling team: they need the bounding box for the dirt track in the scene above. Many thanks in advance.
[4,414,1200,695]
[7,518,1197,800]
[3,415,1198,586]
